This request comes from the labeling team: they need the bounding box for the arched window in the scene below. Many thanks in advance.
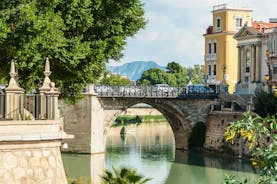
[216,16,221,32]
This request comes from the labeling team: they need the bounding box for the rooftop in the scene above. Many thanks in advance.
[212,3,252,12]
[252,21,277,32]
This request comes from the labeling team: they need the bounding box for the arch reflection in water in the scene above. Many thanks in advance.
[63,121,259,184]
[106,122,175,184]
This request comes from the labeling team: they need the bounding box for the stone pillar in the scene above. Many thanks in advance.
[5,60,25,120]
[39,57,59,120]
[174,130,190,150]
[90,94,105,154]
[255,45,260,82]
[240,46,244,82]
[250,45,256,82]
[237,46,241,83]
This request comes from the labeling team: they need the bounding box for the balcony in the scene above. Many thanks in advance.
[205,53,217,61]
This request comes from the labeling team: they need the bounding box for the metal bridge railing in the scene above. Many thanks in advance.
[94,85,218,99]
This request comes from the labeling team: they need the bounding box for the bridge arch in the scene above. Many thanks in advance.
[101,97,213,150]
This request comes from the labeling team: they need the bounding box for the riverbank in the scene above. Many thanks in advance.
[113,115,167,126]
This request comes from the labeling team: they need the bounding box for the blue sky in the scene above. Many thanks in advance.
[110,0,277,67]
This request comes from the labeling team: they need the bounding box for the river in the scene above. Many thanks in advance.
[62,122,259,184]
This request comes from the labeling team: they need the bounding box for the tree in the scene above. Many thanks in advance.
[224,113,277,183]
[166,61,185,74]
[136,68,177,86]
[0,0,146,103]
[254,91,277,117]
[187,65,205,84]
[102,167,151,184]
[100,72,131,86]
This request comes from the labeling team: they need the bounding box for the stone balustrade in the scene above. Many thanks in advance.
[0,58,72,183]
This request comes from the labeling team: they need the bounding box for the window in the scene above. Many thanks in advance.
[213,65,216,75]
[245,76,249,83]
[245,50,250,73]
[273,64,277,74]
[213,43,217,53]
[216,17,221,32]
[235,18,242,30]
[208,65,211,75]
[268,39,276,54]
[208,43,212,54]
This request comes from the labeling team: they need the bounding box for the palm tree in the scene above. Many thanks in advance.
[101,167,151,184]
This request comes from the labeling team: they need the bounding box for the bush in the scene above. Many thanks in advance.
[254,91,277,117]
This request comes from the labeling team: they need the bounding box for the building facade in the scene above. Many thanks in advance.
[204,4,252,93]
[234,21,277,94]
[264,26,277,92]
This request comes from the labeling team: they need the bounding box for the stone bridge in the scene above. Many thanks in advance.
[63,85,218,153]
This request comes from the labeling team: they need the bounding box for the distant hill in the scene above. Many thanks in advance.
[108,61,166,81]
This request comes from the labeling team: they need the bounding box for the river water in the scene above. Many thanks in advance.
[62,122,259,184]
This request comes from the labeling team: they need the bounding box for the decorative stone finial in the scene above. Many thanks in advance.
[9,59,17,78]
[44,57,51,77]
[39,57,52,92]
[6,59,24,91]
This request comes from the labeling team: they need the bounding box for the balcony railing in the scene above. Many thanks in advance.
[205,53,217,61]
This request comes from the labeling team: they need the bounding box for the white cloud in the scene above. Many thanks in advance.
[117,0,277,67]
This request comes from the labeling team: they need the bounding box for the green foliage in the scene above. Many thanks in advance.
[0,0,146,103]
[188,121,206,148]
[187,65,205,84]
[100,72,131,86]
[113,115,166,126]
[223,175,248,184]
[254,90,277,117]
[166,61,185,74]
[101,166,151,184]
[225,112,277,183]
[137,62,204,86]
[114,115,142,126]
[137,68,177,86]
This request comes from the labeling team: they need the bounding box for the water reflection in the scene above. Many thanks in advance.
[63,153,105,184]
[63,122,259,184]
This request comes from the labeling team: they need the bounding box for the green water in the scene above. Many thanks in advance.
[63,122,259,184]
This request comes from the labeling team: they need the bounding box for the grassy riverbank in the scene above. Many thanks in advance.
[113,115,167,126]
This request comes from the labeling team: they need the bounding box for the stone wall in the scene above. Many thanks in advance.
[61,96,92,153]
[0,141,66,184]
[204,112,248,156]
[0,120,70,183]
[62,94,105,154]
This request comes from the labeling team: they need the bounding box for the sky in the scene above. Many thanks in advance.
[109,0,277,67]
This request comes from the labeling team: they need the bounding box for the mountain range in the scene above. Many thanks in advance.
[108,61,165,81]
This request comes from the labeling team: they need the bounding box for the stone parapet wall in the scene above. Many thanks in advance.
[0,141,66,184]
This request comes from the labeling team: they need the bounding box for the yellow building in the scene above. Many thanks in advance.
[204,4,252,93]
